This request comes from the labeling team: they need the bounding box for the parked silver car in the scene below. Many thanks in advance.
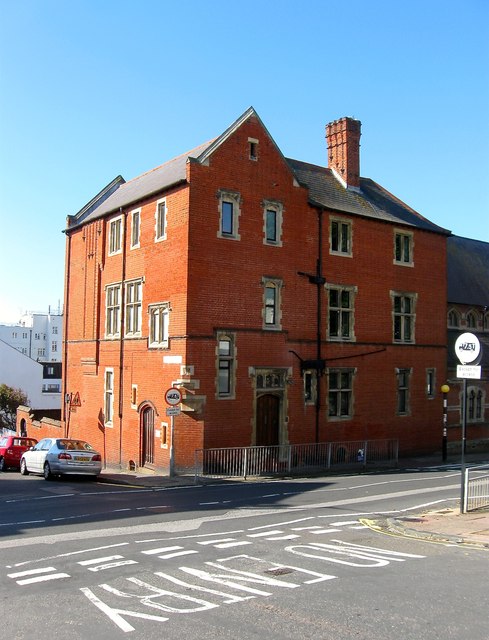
[20,438,102,480]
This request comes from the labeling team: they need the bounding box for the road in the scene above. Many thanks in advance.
[1,467,488,639]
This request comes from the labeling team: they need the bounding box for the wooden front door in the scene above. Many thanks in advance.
[256,394,280,446]
[141,406,155,466]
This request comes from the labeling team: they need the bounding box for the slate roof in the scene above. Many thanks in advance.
[286,158,449,233]
[68,107,450,236]
[447,235,489,306]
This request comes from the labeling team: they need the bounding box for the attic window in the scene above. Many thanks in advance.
[248,138,258,160]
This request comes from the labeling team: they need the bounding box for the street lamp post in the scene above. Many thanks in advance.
[441,384,450,462]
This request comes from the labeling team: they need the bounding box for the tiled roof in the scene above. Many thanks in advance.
[447,235,489,305]
[68,107,450,236]
[286,158,450,234]
[69,140,215,229]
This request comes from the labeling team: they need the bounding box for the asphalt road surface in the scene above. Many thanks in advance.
[1,467,488,640]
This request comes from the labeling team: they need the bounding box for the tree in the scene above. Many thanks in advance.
[0,384,28,431]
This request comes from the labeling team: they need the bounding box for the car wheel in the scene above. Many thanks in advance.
[0,457,5,472]
[20,458,29,475]
[43,462,53,480]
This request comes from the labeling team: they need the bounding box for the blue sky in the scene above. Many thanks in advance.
[0,0,488,323]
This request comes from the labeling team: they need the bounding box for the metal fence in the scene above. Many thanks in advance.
[464,464,489,512]
[194,439,398,481]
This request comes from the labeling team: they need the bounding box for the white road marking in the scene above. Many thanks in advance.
[197,538,236,545]
[78,555,125,565]
[214,541,252,549]
[247,530,283,537]
[158,550,199,559]
[141,546,182,555]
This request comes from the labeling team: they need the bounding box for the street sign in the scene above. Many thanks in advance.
[454,332,481,365]
[457,365,481,380]
[165,387,182,406]
[166,406,181,416]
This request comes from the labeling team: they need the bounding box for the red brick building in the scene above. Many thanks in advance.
[55,108,450,471]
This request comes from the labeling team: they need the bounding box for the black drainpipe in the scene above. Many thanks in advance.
[62,228,72,437]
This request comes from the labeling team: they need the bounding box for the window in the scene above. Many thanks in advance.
[12,331,17,338]
[426,368,436,398]
[327,285,357,340]
[23,332,28,338]
[304,370,317,404]
[125,279,142,337]
[104,369,114,425]
[328,369,354,419]
[109,215,123,255]
[155,199,167,241]
[448,309,460,328]
[106,283,122,338]
[468,387,484,422]
[484,312,489,331]
[466,310,478,329]
[392,292,416,343]
[396,368,411,415]
[394,230,413,265]
[131,208,141,248]
[161,422,168,447]
[35,333,40,340]
[262,278,282,329]
[37,348,45,357]
[47,366,54,375]
[52,326,58,335]
[218,191,241,240]
[149,303,170,348]
[330,218,352,255]
[263,200,283,246]
[249,137,258,160]
[51,341,57,352]
[131,384,138,408]
[217,333,236,398]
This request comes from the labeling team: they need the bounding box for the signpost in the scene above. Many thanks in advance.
[455,332,482,513]
[165,387,182,476]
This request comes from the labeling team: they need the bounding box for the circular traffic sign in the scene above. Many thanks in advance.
[164,387,182,406]
[454,332,481,365]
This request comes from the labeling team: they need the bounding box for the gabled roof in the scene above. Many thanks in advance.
[67,107,450,236]
[447,235,489,305]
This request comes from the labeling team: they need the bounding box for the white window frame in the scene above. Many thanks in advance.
[155,198,167,242]
[326,284,357,341]
[104,368,114,426]
[426,368,436,399]
[217,190,241,240]
[262,277,283,330]
[148,303,170,348]
[125,279,143,337]
[130,208,141,249]
[262,200,283,246]
[108,215,123,256]
[248,137,259,160]
[106,283,122,338]
[330,217,352,256]
[394,229,414,266]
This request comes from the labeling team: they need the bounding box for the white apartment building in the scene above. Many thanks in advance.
[0,310,63,403]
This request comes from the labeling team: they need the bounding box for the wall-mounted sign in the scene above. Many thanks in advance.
[454,332,481,365]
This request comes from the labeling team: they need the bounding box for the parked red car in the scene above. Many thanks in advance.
[0,435,38,471]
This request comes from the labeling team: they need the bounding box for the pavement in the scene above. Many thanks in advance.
[97,453,489,549]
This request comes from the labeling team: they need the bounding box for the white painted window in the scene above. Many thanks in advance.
[262,278,283,330]
[330,218,352,256]
[218,191,241,240]
[131,208,141,248]
[155,198,167,242]
[125,279,143,337]
[106,283,122,338]
[149,303,170,348]
[104,368,114,425]
[109,215,123,255]
[391,292,416,343]
[394,230,414,266]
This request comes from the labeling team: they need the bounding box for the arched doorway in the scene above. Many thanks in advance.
[141,406,155,467]
[256,394,280,446]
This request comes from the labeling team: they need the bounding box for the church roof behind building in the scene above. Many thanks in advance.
[447,235,489,306]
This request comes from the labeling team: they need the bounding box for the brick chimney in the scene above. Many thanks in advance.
[325,117,361,189]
